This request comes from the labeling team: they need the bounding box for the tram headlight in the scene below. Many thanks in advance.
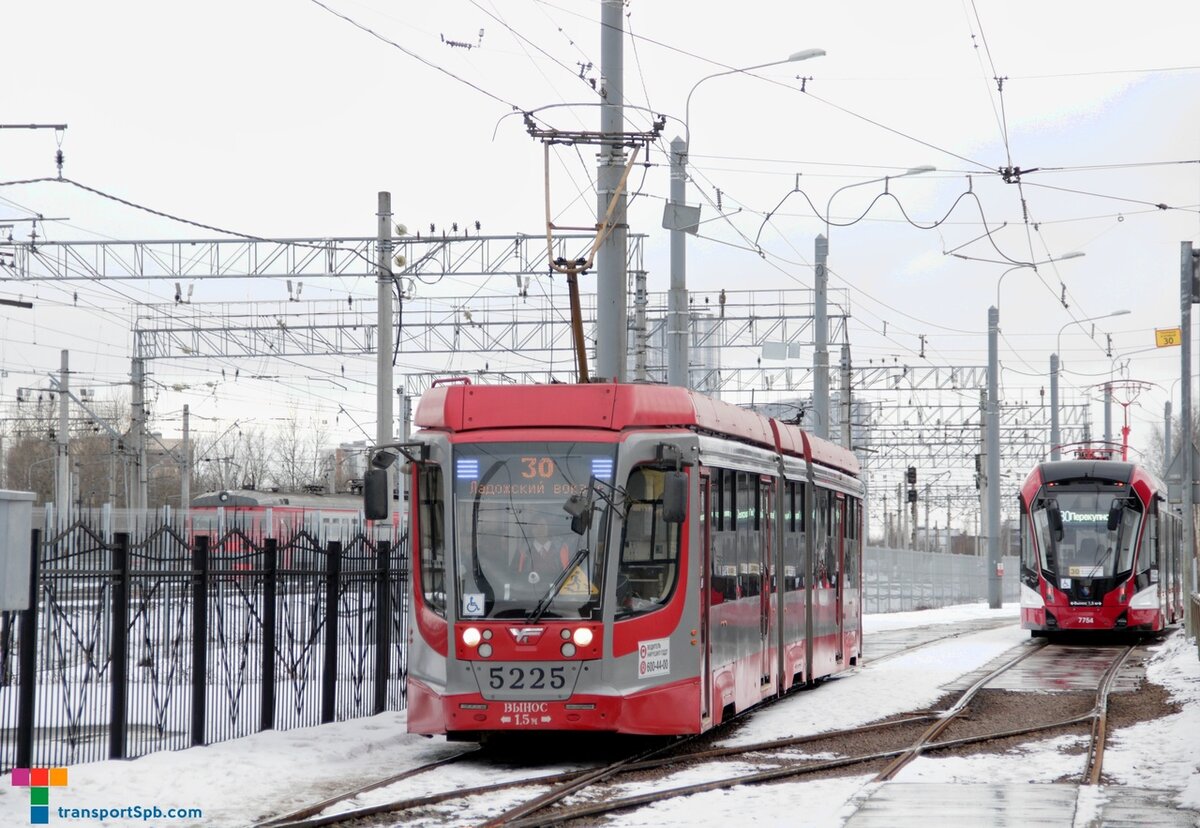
[561,642,576,657]
[478,643,493,658]
[572,627,594,647]
[462,627,482,647]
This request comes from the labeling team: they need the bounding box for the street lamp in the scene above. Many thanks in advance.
[26,455,55,491]
[980,252,1086,608]
[1051,310,1131,459]
[812,165,935,439]
[666,48,826,387]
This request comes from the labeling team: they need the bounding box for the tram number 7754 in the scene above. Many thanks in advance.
[487,665,567,691]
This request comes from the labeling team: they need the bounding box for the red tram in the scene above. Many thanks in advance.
[378,382,864,739]
[1018,454,1184,636]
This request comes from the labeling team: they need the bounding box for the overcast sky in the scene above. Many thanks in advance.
[2,1,1199,485]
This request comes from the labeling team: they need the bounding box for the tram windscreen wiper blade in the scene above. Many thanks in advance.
[527,544,592,624]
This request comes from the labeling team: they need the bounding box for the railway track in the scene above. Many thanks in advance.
[257,631,1143,827]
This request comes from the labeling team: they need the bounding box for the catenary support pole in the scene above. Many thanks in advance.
[1104,382,1113,447]
[377,192,394,518]
[1050,353,1060,461]
[181,404,190,520]
[668,137,688,387]
[813,235,829,439]
[56,350,70,523]
[131,355,147,511]
[595,0,627,383]
[987,306,1002,608]
[1182,242,1195,637]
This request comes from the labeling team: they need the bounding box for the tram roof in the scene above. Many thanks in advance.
[1038,460,1136,485]
[414,382,859,476]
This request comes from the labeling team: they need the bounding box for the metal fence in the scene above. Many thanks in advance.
[0,514,408,774]
[1,518,1025,773]
[863,545,1019,613]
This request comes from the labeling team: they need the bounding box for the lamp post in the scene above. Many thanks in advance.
[812,165,935,439]
[981,252,1086,608]
[667,49,826,387]
[1051,310,1130,460]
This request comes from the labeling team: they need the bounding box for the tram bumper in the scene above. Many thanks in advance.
[411,677,702,736]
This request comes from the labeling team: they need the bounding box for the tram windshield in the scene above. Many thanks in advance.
[453,441,615,620]
[1030,489,1141,579]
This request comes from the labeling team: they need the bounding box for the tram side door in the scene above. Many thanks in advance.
[759,477,773,686]
[699,472,712,724]
[834,494,845,664]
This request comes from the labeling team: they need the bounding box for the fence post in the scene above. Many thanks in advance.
[16,529,41,770]
[321,541,342,724]
[191,535,209,747]
[108,532,130,760]
[374,540,391,715]
[260,538,277,731]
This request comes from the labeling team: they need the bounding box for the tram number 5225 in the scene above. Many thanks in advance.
[488,665,566,691]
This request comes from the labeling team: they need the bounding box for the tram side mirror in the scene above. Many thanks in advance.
[363,468,390,520]
[564,493,592,535]
[1046,499,1063,541]
[1107,499,1123,532]
[662,471,687,524]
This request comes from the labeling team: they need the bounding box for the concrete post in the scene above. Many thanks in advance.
[595,0,627,383]
[987,306,1002,608]
[1104,382,1113,447]
[377,192,393,519]
[1050,353,1060,461]
[181,404,190,520]
[56,350,70,523]
[668,138,688,387]
[813,234,829,439]
[1181,242,1195,636]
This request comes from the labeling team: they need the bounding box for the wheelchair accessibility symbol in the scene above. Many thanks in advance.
[463,593,485,616]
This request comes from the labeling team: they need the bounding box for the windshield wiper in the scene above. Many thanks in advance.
[527,543,592,624]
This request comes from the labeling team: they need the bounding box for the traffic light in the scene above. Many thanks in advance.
[907,488,918,503]
[906,466,917,485]
[1190,246,1200,303]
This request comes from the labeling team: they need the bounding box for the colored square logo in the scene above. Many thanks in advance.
[12,767,70,824]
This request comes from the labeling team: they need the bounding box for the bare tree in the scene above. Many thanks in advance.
[271,412,332,492]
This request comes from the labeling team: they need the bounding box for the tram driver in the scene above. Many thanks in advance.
[518,517,570,585]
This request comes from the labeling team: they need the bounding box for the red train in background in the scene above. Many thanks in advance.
[1018,451,1184,636]
[189,488,403,547]
[370,381,864,739]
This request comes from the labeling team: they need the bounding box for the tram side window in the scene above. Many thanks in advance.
[736,472,761,597]
[710,468,738,601]
[844,498,859,589]
[418,464,446,617]
[829,496,843,589]
[1019,506,1039,587]
[711,468,723,531]
[616,467,682,618]
[1148,502,1160,571]
[782,481,802,591]
[811,489,831,587]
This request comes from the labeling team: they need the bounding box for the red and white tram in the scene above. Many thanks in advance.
[376,382,864,739]
[1018,453,1184,636]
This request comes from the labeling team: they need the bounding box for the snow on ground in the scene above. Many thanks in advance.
[2,603,1196,827]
